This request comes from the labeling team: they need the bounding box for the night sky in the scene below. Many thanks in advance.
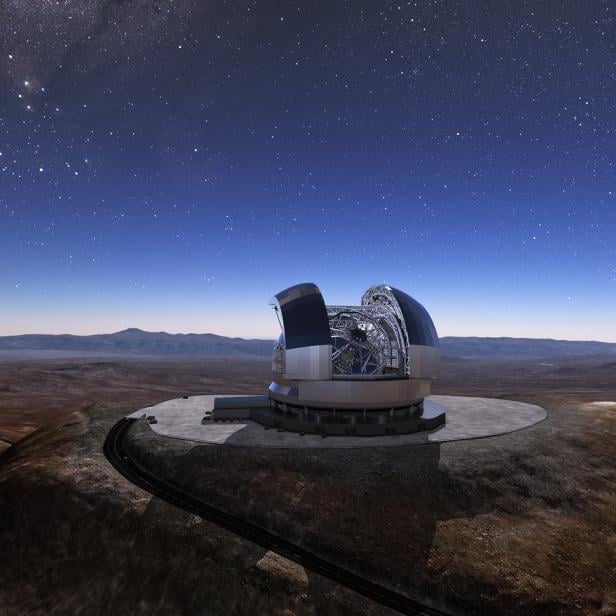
[1,1,615,340]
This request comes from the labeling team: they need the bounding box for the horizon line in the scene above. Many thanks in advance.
[0,327,615,345]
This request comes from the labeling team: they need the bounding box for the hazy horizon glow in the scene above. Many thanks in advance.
[1,3,615,342]
[1,281,615,343]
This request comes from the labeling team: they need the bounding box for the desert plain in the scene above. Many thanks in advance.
[0,354,615,615]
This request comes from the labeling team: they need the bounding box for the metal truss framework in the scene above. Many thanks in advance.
[325,283,418,378]
[327,303,409,377]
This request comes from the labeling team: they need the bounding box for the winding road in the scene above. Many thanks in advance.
[104,417,450,616]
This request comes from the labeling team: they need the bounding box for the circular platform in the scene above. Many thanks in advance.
[128,394,547,448]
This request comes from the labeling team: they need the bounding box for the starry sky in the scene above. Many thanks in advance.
[1,1,615,341]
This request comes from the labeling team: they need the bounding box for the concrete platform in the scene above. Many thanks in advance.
[128,394,547,448]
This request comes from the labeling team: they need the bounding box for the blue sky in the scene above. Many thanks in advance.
[1,1,615,341]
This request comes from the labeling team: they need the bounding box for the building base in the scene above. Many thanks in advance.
[212,395,446,436]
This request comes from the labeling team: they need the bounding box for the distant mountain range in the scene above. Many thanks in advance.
[0,328,273,358]
[0,328,615,360]
[439,336,616,358]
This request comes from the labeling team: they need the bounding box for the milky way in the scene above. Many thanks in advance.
[1,1,615,339]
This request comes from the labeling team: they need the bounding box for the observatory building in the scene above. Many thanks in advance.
[213,283,445,436]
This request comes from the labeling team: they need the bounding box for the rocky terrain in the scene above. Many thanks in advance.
[438,337,616,359]
[1,354,614,446]
[0,328,274,358]
[0,357,271,444]
[1,329,615,360]
[0,404,397,616]
[0,356,615,615]
[124,395,616,616]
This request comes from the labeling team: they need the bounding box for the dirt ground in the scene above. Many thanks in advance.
[0,354,615,615]
[0,404,395,616]
[0,357,272,444]
[125,394,616,616]
[0,354,614,446]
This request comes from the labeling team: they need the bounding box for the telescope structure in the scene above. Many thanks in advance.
[252,282,445,436]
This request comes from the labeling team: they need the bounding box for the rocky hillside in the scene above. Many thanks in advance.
[1,329,615,359]
[125,394,616,616]
[0,328,273,358]
[0,404,393,616]
[439,336,616,358]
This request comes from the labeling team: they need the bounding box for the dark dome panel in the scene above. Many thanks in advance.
[272,283,331,350]
[388,287,439,348]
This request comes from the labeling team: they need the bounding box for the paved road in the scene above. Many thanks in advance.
[104,417,451,616]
